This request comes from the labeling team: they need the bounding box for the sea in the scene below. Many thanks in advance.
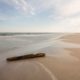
[0,33,79,59]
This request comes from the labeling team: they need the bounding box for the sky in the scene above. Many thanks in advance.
[0,0,80,32]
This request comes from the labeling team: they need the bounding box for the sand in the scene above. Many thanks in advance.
[61,33,80,44]
[0,33,80,80]
[37,33,80,80]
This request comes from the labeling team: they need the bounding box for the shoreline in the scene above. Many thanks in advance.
[38,33,80,80]
[0,33,80,80]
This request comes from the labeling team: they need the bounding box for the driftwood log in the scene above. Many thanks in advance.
[6,53,45,61]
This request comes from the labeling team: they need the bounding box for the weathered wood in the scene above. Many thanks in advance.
[6,53,45,61]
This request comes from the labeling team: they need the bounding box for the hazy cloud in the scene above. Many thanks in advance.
[0,0,80,32]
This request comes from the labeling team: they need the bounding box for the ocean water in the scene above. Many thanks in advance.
[0,33,80,59]
[0,33,63,55]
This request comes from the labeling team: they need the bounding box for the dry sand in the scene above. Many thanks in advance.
[0,33,80,80]
[61,33,80,44]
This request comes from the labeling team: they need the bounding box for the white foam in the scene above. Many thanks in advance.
[35,61,58,80]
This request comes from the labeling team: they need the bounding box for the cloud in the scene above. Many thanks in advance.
[0,0,80,32]
[46,0,80,32]
[1,0,80,17]
[57,0,80,17]
[11,0,35,15]
[0,0,35,15]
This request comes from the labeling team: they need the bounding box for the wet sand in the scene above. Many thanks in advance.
[0,60,56,80]
[37,33,80,80]
[0,33,80,80]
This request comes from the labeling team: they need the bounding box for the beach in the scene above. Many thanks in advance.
[0,33,80,80]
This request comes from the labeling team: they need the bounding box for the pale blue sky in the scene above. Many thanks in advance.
[0,0,80,32]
